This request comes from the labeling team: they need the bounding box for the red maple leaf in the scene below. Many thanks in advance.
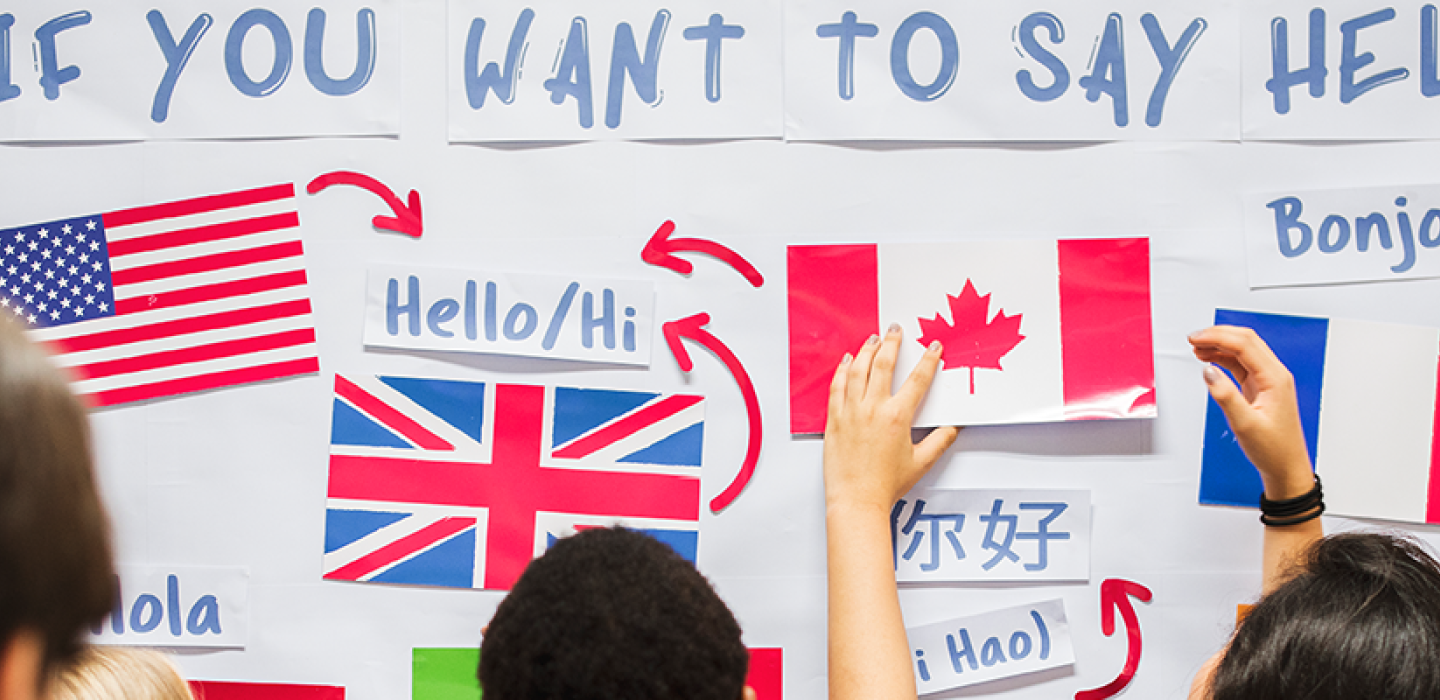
[915,280,1025,394]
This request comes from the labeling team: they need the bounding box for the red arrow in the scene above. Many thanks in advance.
[662,312,762,513]
[1075,578,1153,700]
[307,171,423,238]
[642,220,764,287]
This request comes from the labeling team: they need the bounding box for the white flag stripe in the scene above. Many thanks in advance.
[339,374,496,460]
[108,227,302,272]
[69,342,318,395]
[103,197,296,242]
[549,402,705,467]
[879,240,1065,426]
[112,256,305,300]
[1318,320,1440,523]
[28,287,307,342]
[50,314,315,369]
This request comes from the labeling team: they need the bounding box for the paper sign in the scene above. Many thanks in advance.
[1242,0,1440,140]
[323,374,704,591]
[17,184,320,407]
[787,238,1154,433]
[191,681,344,700]
[412,648,479,700]
[746,648,783,700]
[893,490,1090,582]
[364,265,654,366]
[91,565,249,648]
[1244,183,1440,288]
[784,0,1239,141]
[1199,309,1440,525]
[447,0,783,141]
[906,599,1074,695]
[0,1,399,140]
[412,647,780,700]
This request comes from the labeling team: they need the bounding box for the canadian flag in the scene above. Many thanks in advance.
[787,238,1155,433]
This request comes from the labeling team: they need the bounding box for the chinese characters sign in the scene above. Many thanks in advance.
[892,490,1090,582]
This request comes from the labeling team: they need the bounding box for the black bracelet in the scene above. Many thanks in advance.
[1259,475,1324,526]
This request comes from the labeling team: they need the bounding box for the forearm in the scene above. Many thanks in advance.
[827,500,917,700]
[1258,468,1323,594]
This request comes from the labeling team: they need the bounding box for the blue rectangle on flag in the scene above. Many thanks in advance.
[1199,309,1326,508]
[0,216,116,328]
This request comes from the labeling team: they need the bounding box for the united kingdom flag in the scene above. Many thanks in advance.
[322,374,704,591]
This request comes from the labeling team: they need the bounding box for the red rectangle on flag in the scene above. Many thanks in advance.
[190,680,344,700]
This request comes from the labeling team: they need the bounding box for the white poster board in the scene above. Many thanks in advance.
[3,2,1438,700]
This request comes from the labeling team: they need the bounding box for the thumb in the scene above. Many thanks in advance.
[1204,364,1255,429]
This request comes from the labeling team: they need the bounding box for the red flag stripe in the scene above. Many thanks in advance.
[552,394,703,459]
[46,298,312,354]
[85,356,319,408]
[111,240,304,286]
[1428,343,1440,524]
[324,517,475,581]
[326,454,701,520]
[189,680,344,700]
[334,376,455,451]
[114,269,308,315]
[103,184,295,229]
[1057,238,1155,419]
[69,328,315,381]
[787,244,879,434]
[105,212,299,258]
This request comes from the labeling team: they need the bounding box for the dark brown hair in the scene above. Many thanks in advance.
[0,318,115,671]
[479,527,748,700]
[1211,532,1440,700]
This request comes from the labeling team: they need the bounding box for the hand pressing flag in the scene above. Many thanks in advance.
[323,374,704,591]
[787,238,1155,432]
[1200,309,1440,525]
[10,184,318,407]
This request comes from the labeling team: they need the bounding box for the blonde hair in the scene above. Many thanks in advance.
[46,647,193,700]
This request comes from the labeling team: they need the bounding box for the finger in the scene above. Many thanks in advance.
[1203,363,1256,429]
[826,352,853,428]
[865,323,903,401]
[846,334,881,403]
[914,425,960,469]
[1193,351,1247,385]
[1190,326,1285,380]
[895,339,944,412]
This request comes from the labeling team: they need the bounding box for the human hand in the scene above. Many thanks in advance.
[823,324,960,515]
[1188,325,1314,499]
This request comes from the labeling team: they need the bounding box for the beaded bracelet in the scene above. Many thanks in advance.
[1259,475,1323,527]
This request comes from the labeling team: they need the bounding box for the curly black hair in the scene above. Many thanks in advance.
[478,527,748,700]
[1211,532,1440,700]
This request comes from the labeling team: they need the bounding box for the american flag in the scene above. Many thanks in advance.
[12,184,319,407]
[322,374,704,591]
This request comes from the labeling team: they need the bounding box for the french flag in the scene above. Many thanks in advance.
[1200,309,1440,525]
[787,238,1155,433]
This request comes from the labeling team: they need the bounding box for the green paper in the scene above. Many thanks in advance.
[413,648,481,700]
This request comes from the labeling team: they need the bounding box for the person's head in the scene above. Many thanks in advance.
[478,527,752,700]
[45,647,191,700]
[0,318,115,700]
[1200,532,1440,700]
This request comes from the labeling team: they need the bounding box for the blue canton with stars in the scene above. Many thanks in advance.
[0,216,116,328]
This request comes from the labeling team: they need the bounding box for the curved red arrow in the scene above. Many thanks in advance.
[307,171,423,238]
[1075,578,1153,700]
[643,220,764,287]
[662,312,762,513]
